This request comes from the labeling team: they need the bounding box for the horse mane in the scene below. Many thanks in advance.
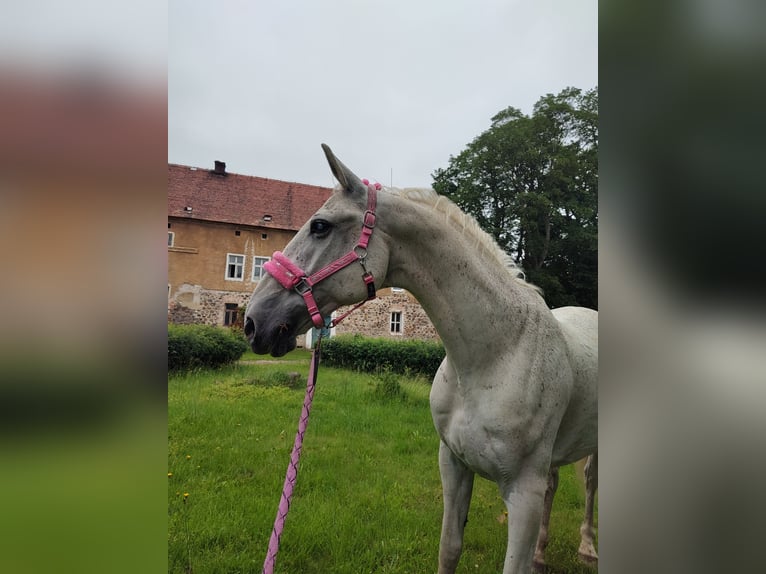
[389,186,542,294]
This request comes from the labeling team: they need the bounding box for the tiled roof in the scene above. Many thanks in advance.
[168,163,333,231]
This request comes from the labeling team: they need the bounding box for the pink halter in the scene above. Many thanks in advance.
[262,180,381,328]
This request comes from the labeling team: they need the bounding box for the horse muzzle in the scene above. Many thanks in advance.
[244,314,298,357]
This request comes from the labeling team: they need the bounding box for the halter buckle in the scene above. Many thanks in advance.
[294,278,312,296]
[363,210,376,229]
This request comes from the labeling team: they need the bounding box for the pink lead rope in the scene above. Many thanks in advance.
[261,180,381,574]
[261,330,324,574]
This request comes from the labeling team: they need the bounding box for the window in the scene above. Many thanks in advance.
[390,311,402,334]
[223,303,238,326]
[252,256,270,281]
[226,253,245,280]
[235,230,241,236]
[168,231,174,247]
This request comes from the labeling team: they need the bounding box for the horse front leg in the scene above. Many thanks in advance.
[578,452,598,563]
[437,441,475,574]
[533,466,559,571]
[498,465,549,574]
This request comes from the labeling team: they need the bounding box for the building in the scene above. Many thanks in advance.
[167,162,438,345]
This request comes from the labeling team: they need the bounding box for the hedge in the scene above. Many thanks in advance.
[320,334,445,379]
[168,324,248,371]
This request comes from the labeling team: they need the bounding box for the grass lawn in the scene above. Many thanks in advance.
[168,356,596,573]
[238,347,313,363]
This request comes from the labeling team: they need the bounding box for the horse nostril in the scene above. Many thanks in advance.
[244,317,255,338]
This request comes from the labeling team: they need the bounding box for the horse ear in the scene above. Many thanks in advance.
[321,143,367,196]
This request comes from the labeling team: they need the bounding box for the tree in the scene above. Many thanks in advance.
[432,87,598,309]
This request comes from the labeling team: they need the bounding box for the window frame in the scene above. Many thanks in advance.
[225,253,245,281]
[252,256,271,282]
[390,310,403,335]
[168,231,174,247]
[223,303,239,326]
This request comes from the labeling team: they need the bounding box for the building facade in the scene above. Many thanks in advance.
[168,161,438,345]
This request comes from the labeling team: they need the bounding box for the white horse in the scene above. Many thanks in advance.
[245,144,598,573]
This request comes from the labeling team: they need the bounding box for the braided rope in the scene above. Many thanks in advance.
[260,310,371,573]
[261,339,322,574]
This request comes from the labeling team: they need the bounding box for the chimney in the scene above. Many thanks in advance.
[212,160,226,176]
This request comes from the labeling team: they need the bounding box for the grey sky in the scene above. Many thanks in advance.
[169,1,597,188]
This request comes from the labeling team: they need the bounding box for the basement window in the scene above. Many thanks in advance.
[225,253,245,281]
[223,303,238,326]
[390,311,402,334]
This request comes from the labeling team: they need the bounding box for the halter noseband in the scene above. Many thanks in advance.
[262,180,381,328]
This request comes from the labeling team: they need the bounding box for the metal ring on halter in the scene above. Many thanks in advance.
[353,245,368,260]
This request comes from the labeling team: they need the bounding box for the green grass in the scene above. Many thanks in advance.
[238,347,313,363]
[168,359,597,573]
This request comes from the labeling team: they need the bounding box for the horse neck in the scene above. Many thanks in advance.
[382,198,547,370]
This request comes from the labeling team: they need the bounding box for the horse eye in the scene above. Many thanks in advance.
[310,219,332,236]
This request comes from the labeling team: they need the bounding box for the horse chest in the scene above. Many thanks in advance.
[430,378,550,480]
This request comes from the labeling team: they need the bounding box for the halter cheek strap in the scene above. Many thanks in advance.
[263,181,380,328]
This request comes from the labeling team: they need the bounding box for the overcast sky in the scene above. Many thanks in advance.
[169,0,597,188]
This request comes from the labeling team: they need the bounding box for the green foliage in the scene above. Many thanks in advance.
[167,324,248,371]
[432,86,598,309]
[372,368,406,402]
[320,334,445,379]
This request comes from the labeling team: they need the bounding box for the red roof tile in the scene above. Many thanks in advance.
[168,163,333,230]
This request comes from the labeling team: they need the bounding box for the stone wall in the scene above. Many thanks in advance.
[168,283,253,325]
[169,285,436,346]
[334,291,439,341]
[168,284,308,347]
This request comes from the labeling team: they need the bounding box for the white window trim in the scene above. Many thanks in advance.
[390,310,403,335]
[225,253,245,281]
[168,231,174,247]
[252,255,271,282]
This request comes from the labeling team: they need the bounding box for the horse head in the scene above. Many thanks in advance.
[244,144,390,356]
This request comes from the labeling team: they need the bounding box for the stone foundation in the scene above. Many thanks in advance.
[334,291,439,341]
[168,284,252,325]
[169,285,435,346]
[168,284,308,347]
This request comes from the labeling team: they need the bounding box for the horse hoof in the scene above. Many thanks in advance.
[578,551,598,565]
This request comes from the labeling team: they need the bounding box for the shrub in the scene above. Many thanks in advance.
[372,368,405,402]
[320,334,445,379]
[168,324,248,371]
